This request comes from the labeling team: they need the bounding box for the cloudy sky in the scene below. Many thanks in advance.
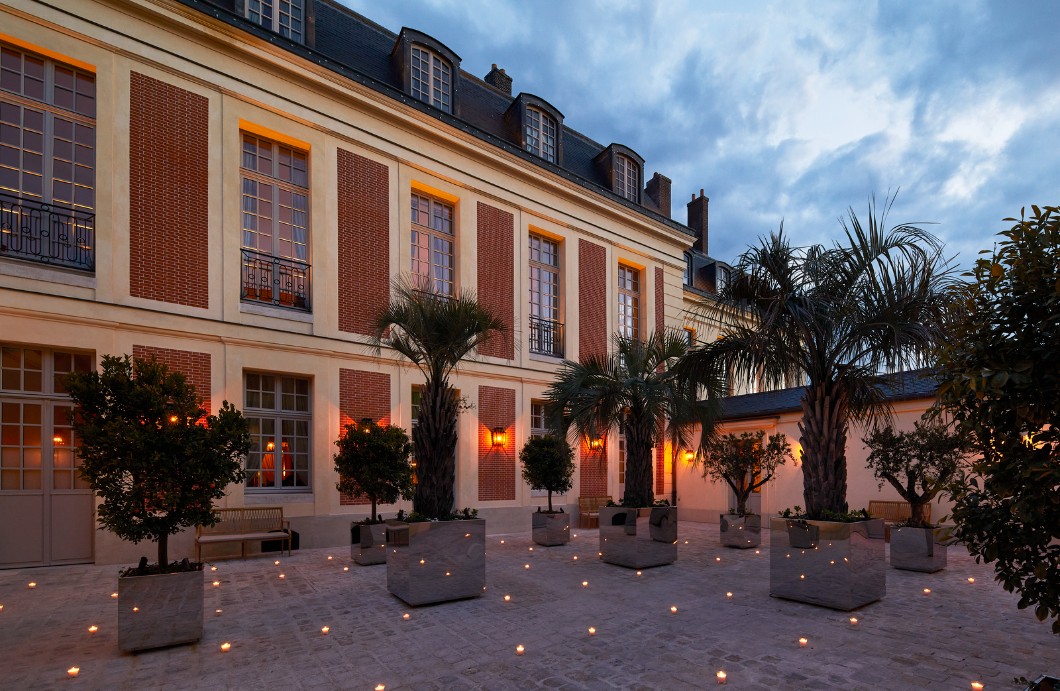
[339,0,1058,269]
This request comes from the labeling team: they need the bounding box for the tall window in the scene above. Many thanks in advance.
[410,193,454,296]
[244,373,311,490]
[240,133,310,310]
[410,46,452,113]
[0,44,96,271]
[528,234,562,356]
[525,107,557,163]
[246,0,305,43]
[617,265,640,339]
[618,433,626,488]
[614,154,639,202]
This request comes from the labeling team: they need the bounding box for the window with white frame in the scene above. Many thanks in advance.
[244,373,311,490]
[410,192,454,296]
[524,107,557,163]
[618,433,626,488]
[617,265,640,339]
[410,46,452,113]
[240,133,310,310]
[614,154,639,202]
[246,0,305,43]
[528,233,562,356]
[0,43,96,271]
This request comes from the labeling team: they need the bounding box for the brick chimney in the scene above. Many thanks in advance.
[484,64,512,95]
[645,172,671,218]
[687,189,708,254]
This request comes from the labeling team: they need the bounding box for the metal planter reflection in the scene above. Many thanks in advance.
[386,519,486,605]
[599,506,678,569]
[769,517,886,611]
[352,522,397,566]
[719,513,761,549]
[889,526,949,573]
[118,569,204,652]
[532,511,571,546]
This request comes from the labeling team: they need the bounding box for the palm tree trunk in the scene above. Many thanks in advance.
[413,379,459,519]
[798,380,849,518]
[623,420,655,507]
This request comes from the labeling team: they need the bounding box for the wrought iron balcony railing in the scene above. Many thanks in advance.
[241,248,311,312]
[0,192,95,272]
[529,316,564,357]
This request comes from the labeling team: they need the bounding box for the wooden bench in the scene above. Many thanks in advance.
[578,496,611,529]
[196,507,291,562]
[868,500,929,541]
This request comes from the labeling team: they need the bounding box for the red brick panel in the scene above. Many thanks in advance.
[578,239,607,361]
[477,385,515,501]
[476,203,514,359]
[579,439,608,498]
[338,150,390,335]
[338,368,392,506]
[655,442,665,496]
[129,73,209,309]
[131,345,211,414]
[655,267,664,335]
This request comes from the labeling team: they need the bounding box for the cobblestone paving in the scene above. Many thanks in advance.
[0,522,1056,690]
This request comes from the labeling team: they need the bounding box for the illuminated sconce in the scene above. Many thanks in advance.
[491,427,507,448]
[361,417,374,432]
[682,449,695,463]
[588,437,604,452]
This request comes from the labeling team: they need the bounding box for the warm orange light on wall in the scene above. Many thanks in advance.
[682,449,695,463]
[491,427,507,448]
[588,437,604,452]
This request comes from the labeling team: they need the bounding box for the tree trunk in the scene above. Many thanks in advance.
[547,490,553,513]
[623,418,655,507]
[370,499,378,524]
[413,379,458,520]
[158,533,168,571]
[798,380,849,518]
[909,500,931,528]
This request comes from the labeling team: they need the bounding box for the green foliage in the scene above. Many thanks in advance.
[397,507,478,523]
[334,420,415,522]
[778,505,870,522]
[702,431,792,515]
[66,355,250,569]
[682,194,952,519]
[546,329,719,508]
[519,435,575,513]
[862,418,970,528]
[935,204,1060,634]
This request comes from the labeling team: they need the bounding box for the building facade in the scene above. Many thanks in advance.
[0,0,732,567]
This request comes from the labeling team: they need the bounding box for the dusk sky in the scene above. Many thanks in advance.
[340,0,1058,270]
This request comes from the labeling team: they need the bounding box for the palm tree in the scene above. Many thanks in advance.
[681,196,952,519]
[545,330,718,508]
[372,280,504,520]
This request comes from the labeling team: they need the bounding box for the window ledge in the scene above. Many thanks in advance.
[528,351,565,365]
[0,257,95,289]
[239,301,314,323]
[245,491,314,505]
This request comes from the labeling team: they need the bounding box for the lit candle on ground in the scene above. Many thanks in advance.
[524,564,530,570]
[274,560,280,565]
[582,581,589,587]
[515,645,525,656]
[923,588,931,595]
[715,557,721,562]
[27,582,36,589]
[321,626,329,635]
[798,637,808,647]
[726,592,733,599]
[573,556,578,561]
[210,566,217,571]
[968,577,975,584]
[849,617,858,626]
[402,613,410,620]
[67,667,79,678]
[636,571,642,576]
[220,642,231,652]
[278,574,285,579]
[755,550,760,554]
[445,572,451,577]
[504,595,511,602]
[327,555,333,560]
[971,683,984,690]
[528,547,533,551]
[212,580,220,587]
[110,592,117,599]
[0,604,4,611]
[88,625,98,634]
[716,670,727,684]
[500,540,505,544]
[343,566,349,572]
[375,685,385,691]
[132,607,139,613]
[670,606,678,614]
[588,627,596,636]
[215,609,222,615]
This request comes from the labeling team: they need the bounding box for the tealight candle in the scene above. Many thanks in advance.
[670,606,678,614]
[573,556,578,560]
[717,670,727,684]
[500,540,505,544]
[504,595,511,602]
[110,592,118,599]
[274,560,280,565]
[212,580,220,587]
[445,571,451,577]
[132,607,139,613]
[402,613,410,620]
[582,581,589,587]
[88,625,98,634]
[726,592,733,599]
[343,566,349,572]
[636,571,642,576]
[798,637,808,647]
[524,564,530,569]
[849,617,858,626]
[216,609,223,615]
[321,626,329,635]
[278,574,285,579]
[220,642,231,652]
[588,627,596,636]
[755,550,760,554]
[210,566,217,571]
[0,604,4,611]
[923,588,931,595]
[967,578,975,584]
[515,645,525,656]
[715,557,721,562]
[528,547,533,551]
[375,685,385,691]
[27,582,36,589]
[67,667,79,678]
[327,555,333,560]
[971,683,984,690]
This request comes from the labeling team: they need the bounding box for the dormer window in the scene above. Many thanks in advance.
[246,0,304,43]
[525,107,557,163]
[615,154,639,202]
[411,46,452,113]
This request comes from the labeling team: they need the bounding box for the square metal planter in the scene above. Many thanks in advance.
[532,511,570,546]
[386,519,486,605]
[769,517,886,610]
[352,522,390,566]
[118,568,204,652]
[719,513,761,549]
[890,526,949,573]
[599,506,678,569]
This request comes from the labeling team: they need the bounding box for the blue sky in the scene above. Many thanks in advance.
[339,0,1059,269]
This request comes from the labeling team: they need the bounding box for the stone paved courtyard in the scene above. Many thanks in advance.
[1,522,1056,690]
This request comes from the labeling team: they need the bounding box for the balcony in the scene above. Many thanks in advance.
[241,248,311,312]
[0,193,95,272]
[529,316,564,358]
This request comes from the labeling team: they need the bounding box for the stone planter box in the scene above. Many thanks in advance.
[532,511,570,546]
[599,506,677,569]
[352,522,390,566]
[118,568,203,652]
[719,513,761,549]
[385,519,486,606]
[890,526,948,573]
[769,517,886,611]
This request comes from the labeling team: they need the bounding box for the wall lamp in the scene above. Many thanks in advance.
[491,426,507,448]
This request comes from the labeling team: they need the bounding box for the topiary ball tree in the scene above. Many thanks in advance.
[701,431,791,516]
[862,418,970,528]
[519,434,575,513]
[334,419,415,523]
[66,355,250,571]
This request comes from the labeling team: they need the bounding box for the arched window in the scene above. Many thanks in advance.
[410,46,452,113]
[524,107,557,163]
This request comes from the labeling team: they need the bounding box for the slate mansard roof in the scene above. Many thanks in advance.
[176,0,693,237]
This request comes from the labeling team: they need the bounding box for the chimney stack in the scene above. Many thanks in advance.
[645,172,671,218]
[687,189,708,254]
[484,64,512,95]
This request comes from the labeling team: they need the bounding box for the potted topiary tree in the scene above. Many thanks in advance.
[520,434,575,546]
[863,418,970,572]
[334,419,415,565]
[702,431,792,548]
[65,355,249,652]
